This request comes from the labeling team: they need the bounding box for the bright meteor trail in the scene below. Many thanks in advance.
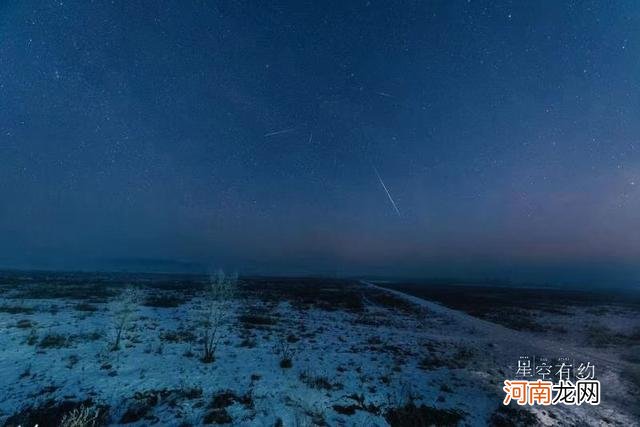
[373,166,401,218]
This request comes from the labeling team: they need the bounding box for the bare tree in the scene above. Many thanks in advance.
[111,288,137,351]
[200,270,237,363]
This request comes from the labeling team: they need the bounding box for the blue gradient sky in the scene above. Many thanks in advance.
[1,1,639,285]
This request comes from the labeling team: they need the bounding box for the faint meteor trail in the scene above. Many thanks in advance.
[373,166,401,217]
[264,127,296,137]
[374,91,395,99]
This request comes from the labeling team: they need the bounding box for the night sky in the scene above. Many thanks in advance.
[1,1,639,285]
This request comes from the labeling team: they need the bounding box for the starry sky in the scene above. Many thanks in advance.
[1,1,639,285]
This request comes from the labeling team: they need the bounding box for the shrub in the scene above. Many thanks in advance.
[299,370,339,390]
[60,405,101,427]
[200,270,237,363]
[274,333,296,368]
[111,288,138,351]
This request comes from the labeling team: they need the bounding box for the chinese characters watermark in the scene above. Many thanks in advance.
[503,356,600,406]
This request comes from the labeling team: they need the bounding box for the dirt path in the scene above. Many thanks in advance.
[362,280,630,369]
[363,280,639,426]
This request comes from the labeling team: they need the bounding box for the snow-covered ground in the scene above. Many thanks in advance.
[0,275,637,426]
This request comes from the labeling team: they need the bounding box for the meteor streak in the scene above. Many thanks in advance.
[373,166,401,217]
[264,127,296,137]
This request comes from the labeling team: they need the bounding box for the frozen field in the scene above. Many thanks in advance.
[0,272,638,426]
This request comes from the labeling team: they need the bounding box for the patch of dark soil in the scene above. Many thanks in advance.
[210,390,253,410]
[332,394,380,416]
[143,294,185,308]
[160,329,197,343]
[240,277,364,312]
[333,404,358,415]
[74,302,99,312]
[120,388,203,424]
[238,313,277,327]
[489,404,538,426]
[0,305,34,314]
[202,409,232,424]
[385,403,463,427]
[16,319,33,328]
[586,324,640,348]
[38,333,70,349]
[203,390,253,425]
